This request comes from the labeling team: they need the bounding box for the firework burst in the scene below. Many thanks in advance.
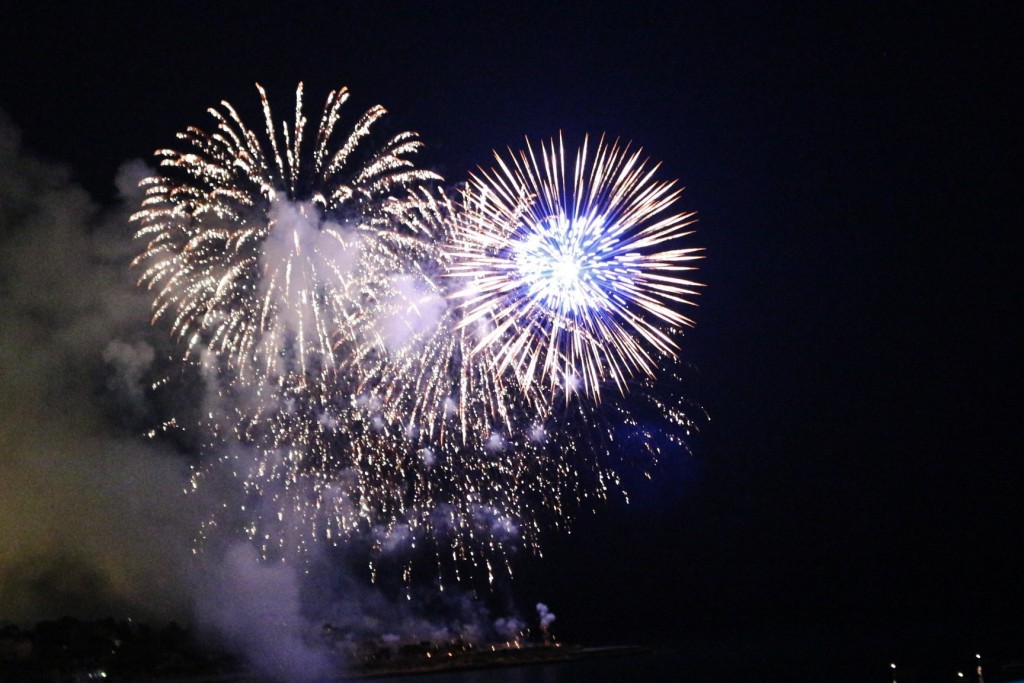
[450,134,703,401]
[134,86,704,586]
[132,83,440,382]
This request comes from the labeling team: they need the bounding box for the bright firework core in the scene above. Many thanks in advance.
[513,214,613,316]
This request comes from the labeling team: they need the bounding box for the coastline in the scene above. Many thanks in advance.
[346,643,652,680]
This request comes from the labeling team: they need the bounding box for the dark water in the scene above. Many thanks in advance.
[367,648,847,683]
[376,650,687,683]
[370,648,1021,683]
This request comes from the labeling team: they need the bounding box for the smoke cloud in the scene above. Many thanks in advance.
[536,602,556,638]
[0,108,538,681]
[258,198,360,352]
[194,543,336,681]
[0,108,197,624]
[378,273,448,353]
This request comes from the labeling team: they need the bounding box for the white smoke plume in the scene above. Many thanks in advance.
[194,543,336,681]
[377,273,448,353]
[493,616,526,641]
[536,602,556,639]
[258,198,360,356]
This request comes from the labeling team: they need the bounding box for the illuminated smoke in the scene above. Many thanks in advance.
[536,602,556,640]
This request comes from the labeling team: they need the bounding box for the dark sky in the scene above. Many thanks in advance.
[1,0,1020,674]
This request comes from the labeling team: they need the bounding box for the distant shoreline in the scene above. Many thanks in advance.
[346,644,652,680]
[2,618,654,683]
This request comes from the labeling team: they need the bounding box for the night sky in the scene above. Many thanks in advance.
[1,1,1020,676]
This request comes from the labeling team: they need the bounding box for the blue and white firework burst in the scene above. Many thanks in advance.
[450,134,704,401]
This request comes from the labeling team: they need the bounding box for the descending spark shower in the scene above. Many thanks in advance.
[132,83,704,587]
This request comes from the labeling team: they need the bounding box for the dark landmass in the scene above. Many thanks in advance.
[0,618,238,682]
[344,642,649,679]
[0,618,649,682]
[5,618,1023,683]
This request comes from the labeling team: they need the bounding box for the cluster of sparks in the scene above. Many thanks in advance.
[132,84,703,587]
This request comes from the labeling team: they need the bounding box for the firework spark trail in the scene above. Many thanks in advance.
[450,134,703,401]
[135,85,704,586]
